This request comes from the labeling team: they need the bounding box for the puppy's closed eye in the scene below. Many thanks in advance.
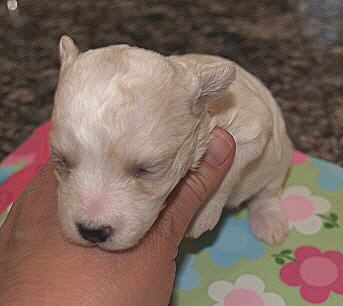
[132,157,170,179]
[133,167,151,178]
[51,146,70,173]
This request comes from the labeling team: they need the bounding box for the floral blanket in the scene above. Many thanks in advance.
[1,121,343,305]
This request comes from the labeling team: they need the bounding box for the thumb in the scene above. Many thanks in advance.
[160,127,236,244]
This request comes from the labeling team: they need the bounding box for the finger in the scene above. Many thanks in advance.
[159,128,236,244]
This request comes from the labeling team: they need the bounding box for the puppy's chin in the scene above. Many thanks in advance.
[61,224,143,251]
[95,238,141,252]
[71,236,140,252]
[58,214,149,251]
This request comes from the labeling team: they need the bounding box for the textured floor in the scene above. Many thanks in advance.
[0,0,342,165]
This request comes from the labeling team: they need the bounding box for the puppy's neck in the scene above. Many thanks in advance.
[189,112,212,170]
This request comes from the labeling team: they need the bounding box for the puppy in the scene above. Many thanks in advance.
[50,36,292,251]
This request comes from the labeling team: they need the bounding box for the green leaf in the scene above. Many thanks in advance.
[275,257,285,265]
[281,249,292,255]
[324,222,334,229]
[330,213,338,222]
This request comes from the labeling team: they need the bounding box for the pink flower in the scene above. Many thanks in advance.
[280,246,343,304]
[208,275,285,306]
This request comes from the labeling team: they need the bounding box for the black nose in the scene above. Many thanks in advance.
[78,224,112,243]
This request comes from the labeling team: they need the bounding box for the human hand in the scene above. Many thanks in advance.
[0,127,235,305]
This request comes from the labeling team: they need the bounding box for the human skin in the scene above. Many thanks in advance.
[0,127,235,306]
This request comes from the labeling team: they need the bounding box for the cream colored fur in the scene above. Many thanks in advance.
[50,36,292,251]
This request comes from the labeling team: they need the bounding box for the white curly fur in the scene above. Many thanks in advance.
[50,36,292,250]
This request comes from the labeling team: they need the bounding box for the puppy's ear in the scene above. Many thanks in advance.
[194,62,236,115]
[59,35,79,66]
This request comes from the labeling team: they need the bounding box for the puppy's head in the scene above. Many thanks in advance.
[50,36,235,250]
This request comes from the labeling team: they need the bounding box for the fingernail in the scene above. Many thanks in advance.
[204,130,234,168]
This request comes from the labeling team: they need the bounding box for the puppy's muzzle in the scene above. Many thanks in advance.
[78,224,112,243]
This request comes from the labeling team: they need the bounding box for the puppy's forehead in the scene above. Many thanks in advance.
[55,45,196,111]
[53,45,199,153]
[55,45,197,118]
[64,46,176,88]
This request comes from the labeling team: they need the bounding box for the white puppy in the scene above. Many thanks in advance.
[50,36,292,251]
